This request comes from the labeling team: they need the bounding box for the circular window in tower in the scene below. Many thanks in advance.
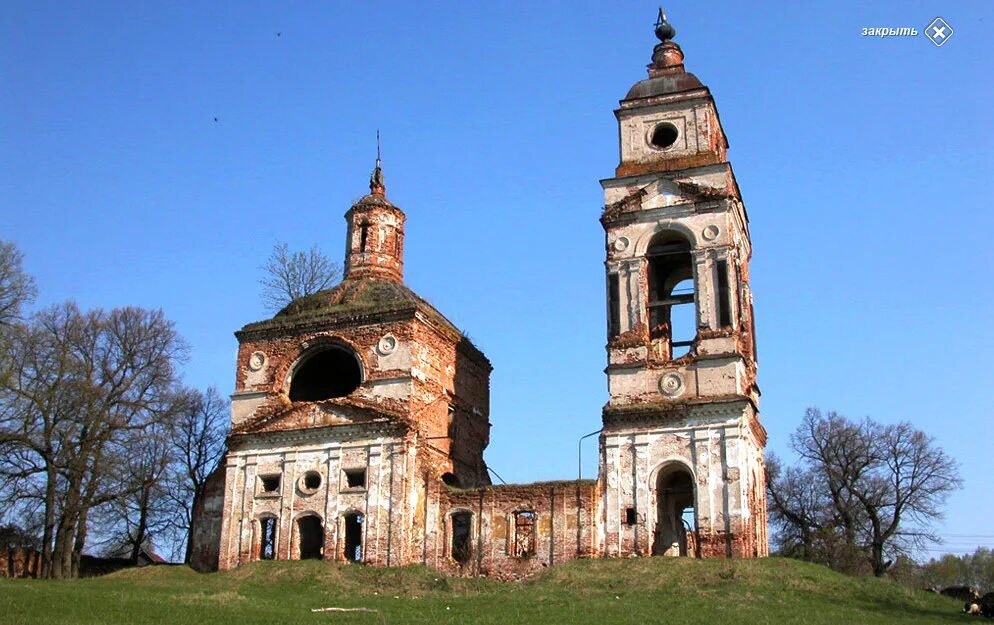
[649,122,679,150]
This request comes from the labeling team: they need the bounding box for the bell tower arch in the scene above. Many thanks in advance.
[598,9,768,559]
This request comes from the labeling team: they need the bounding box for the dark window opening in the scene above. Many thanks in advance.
[513,511,537,558]
[297,516,323,560]
[260,474,280,494]
[716,260,731,328]
[608,273,621,338]
[653,467,697,557]
[647,234,696,359]
[625,507,638,526]
[441,472,461,488]
[302,471,321,492]
[289,346,362,402]
[451,512,473,564]
[259,517,277,560]
[343,513,363,562]
[344,468,366,490]
[359,223,369,253]
[650,123,679,149]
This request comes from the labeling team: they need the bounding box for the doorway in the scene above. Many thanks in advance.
[653,465,697,557]
[297,516,324,560]
[343,512,363,562]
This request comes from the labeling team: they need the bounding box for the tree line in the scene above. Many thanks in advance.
[0,241,227,577]
[0,239,339,578]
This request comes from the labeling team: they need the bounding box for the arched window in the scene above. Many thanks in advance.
[289,345,362,402]
[296,515,324,560]
[646,233,696,358]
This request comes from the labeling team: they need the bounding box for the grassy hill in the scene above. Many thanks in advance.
[0,557,966,625]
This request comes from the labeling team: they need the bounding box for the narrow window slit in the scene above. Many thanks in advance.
[716,259,731,328]
[608,273,621,338]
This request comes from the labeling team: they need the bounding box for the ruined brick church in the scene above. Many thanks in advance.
[192,10,769,577]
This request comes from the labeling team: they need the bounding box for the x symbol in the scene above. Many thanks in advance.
[932,26,946,39]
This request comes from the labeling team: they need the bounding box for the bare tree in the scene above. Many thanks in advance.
[859,421,962,576]
[0,303,88,577]
[0,241,36,329]
[99,421,176,563]
[768,408,961,576]
[0,302,188,577]
[259,242,340,312]
[166,386,228,563]
[765,454,826,559]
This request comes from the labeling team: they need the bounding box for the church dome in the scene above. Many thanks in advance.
[237,276,468,344]
[274,278,422,320]
[624,72,703,100]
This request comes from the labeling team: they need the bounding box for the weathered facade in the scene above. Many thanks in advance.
[598,11,768,560]
[192,10,767,577]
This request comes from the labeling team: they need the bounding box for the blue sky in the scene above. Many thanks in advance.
[2,1,992,557]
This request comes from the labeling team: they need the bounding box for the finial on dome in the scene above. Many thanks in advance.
[654,7,676,42]
[648,7,684,75]
[369,129,385,197]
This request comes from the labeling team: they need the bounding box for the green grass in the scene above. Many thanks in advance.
[0,557,965,625]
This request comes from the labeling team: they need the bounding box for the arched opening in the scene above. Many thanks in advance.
[441,472,461,488]
[289,345,362,402]
[653,465,697,557]
[296,516,323,560]
[258,516,277,560]
[450,511,473,564]
[646,233,696,359]
[343,512,363,563]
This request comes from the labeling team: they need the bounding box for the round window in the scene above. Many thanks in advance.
[650,123,679,149]
[299,471,322,494]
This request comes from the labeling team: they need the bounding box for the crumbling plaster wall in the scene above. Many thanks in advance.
[189,465,225,572]
[601,400,765,559]
[425,481,600,580]
[345,203,406,280]
[230,319,415,430]
[409,314,491,487]
[216,427,413,570]
[616,99,726,171]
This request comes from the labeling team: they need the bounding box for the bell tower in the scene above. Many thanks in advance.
[598,9,768,559]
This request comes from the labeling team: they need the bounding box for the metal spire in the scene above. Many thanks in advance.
[369,130,385,196]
